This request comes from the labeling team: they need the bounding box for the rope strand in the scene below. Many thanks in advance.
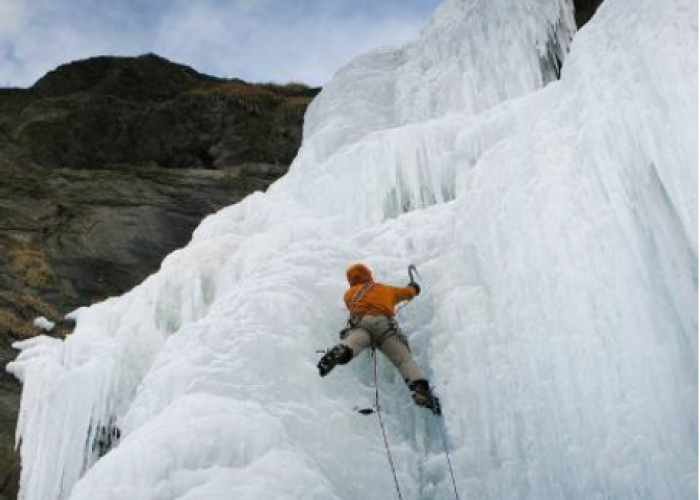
[371,348,404,500]
[435,412,461,500]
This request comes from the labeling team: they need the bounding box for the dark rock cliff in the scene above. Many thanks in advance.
[0,53,318,500]
[573,0,604,27]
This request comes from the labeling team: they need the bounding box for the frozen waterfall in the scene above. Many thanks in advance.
[8,0,697,499]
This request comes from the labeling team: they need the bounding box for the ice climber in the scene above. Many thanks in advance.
[318,263,441,414]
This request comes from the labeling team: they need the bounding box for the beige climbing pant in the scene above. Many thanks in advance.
[340,314,424,383]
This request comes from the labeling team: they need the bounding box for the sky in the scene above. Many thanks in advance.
[0,0,443,88]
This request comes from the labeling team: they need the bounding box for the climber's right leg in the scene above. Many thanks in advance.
[317,327,371,377]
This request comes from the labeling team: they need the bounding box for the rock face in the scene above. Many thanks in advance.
[0,54,318,500]
[573,0,604,27]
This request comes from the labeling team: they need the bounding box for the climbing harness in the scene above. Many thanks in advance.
[373,316,403,349]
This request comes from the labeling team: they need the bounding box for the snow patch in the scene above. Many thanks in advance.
[33,316,55,331]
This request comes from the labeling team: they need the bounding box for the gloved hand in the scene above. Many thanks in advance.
[408,282,421,295]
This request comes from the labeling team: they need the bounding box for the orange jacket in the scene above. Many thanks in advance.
[344,263,417,317]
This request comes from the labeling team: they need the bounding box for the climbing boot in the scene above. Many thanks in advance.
[318,345,353,377]
[409,379,442,415]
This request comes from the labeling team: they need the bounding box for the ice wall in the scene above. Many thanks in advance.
[8,0,697,499]
[301,0,575,167]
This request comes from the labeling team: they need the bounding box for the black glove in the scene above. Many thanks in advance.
[408,282,420,295]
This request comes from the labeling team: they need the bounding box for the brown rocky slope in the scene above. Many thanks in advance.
[0,53,319,500]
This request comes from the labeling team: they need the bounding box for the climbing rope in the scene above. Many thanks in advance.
[367,352,462,500]
[363,264,462,500]
[434,408,462,500]
[370,348,405,500]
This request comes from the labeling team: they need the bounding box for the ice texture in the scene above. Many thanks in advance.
[7,0,697,499]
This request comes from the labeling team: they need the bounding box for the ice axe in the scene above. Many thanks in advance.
[408,264,420,285]
[394,264,421,313]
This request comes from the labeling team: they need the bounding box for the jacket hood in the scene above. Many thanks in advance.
[346,263,373,286]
